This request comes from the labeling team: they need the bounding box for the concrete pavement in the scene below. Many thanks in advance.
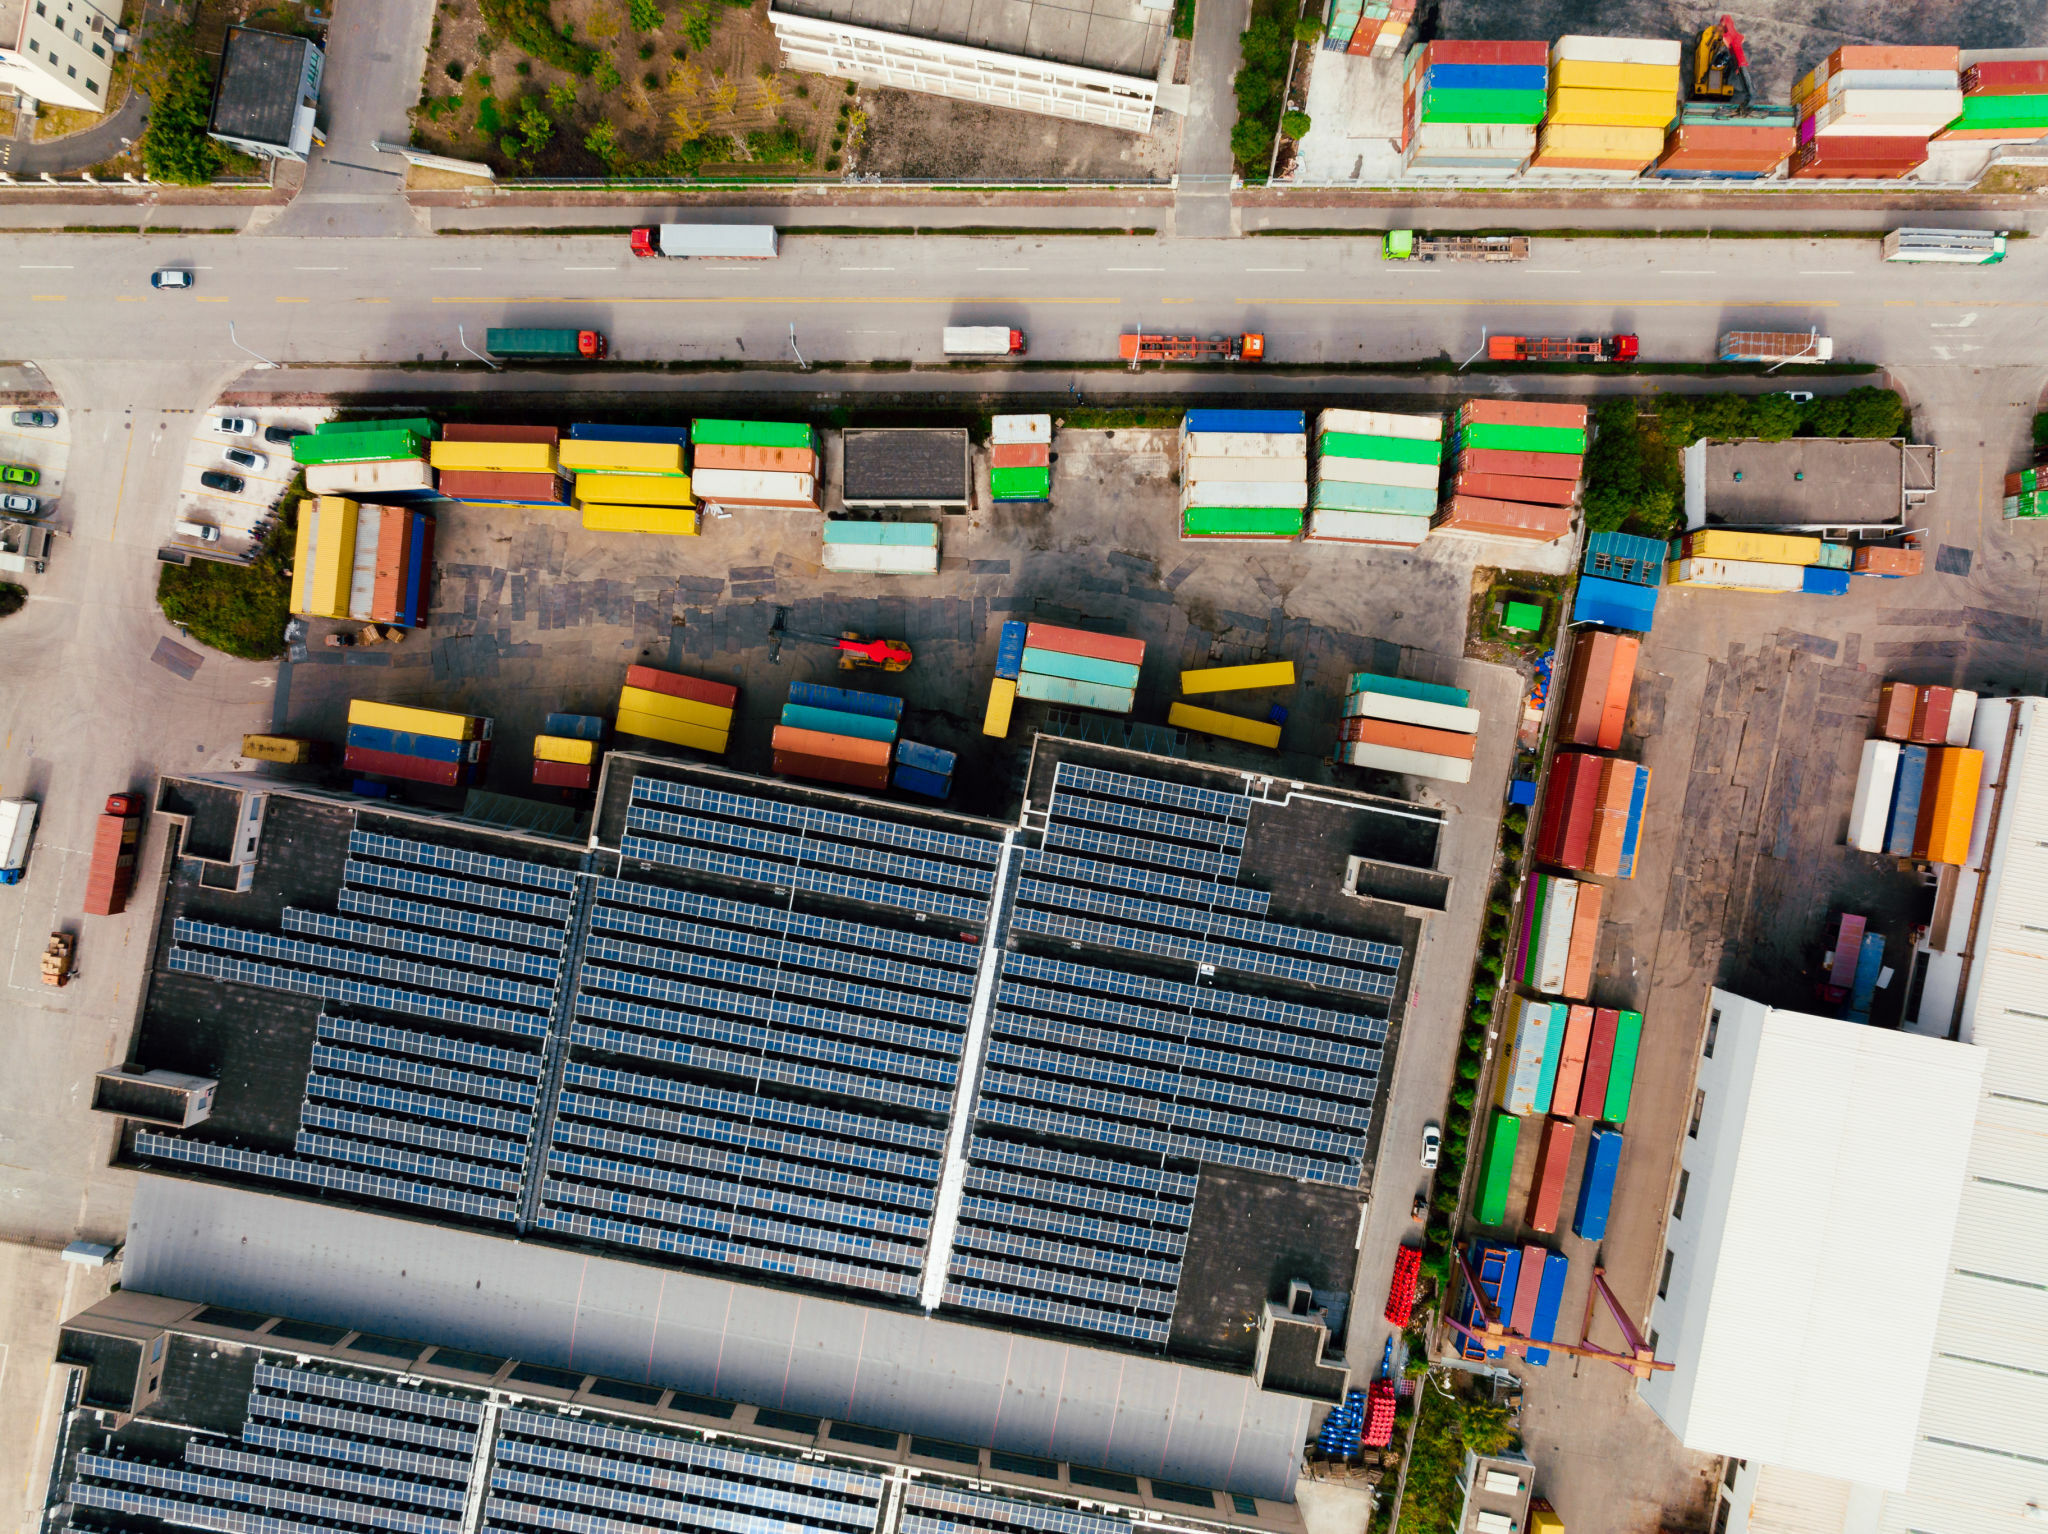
[0,90,147,176]
[1174,0,1247,237]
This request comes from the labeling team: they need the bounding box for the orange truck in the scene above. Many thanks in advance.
[1487,333,1639,362]
[84,793,143,917]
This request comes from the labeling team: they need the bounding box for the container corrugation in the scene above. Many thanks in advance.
[781,703,899,742]
[1184,455,1306,484]
[1182,432,1308,460]
[773,748,890,791]
[1811,88,1965,129]
[995,621,1026,681]
[1535,122,1667,156]
[289,511,314,616]
[1314,456,1441,490]
[400,512,433,631]
[293,429,425,467]
[534,734,597,765]
[1666,556,1804,591]
[1311,480,1436,515]
[1451,470,1577,506]
[532,758,596,790]
[304,459,436,498]
[1537,752,1602,867]
[370,506,408,623]
[1024,623,1145,667]
[618,686,734,731]
[1318,431,1442,466]
[770,725,893,768]
[1545,86,1679,128]
[1884,744,1928,855]
[340,503,377,622]
[1797,68,1960,105]
[1343,687,1480,734]
[1333,739,1473,783]
[1496,999,1552,1115]
[1616,762,1651,880]
[1184,480,1311,510]
[895,739,958,775]
[1551,58,1680,91]
[1454,421,1589,455]
[991,414,1052,445]
[1510,1241,1548,1335]
[983,677,1017,737]
[543,712,605,742]
[436,470,571,504]
[310,498,359,618]
[557,439,686,474]
[1432,497,1574,541]
[1603,1010,1643,1122]
[1552,1003,1593,1112]
[1962,60,2048,93]
[1182,506,1305,538]
[428,439,557,474]
[1811,542,1853,570]
[1572,1128,1623,1240]
[1584,531,1665,588]
[1947,689,1980,747]
[1420,87,1548,124]
[1514,874,1547,987]
[1015,672,1138,713]
[347,724,470,764]
[1317,408,1441,441]
[892,762,953,798]
[579,503,698,535]
[1558,630,1638,749]
[442,424,560,445]
[1168,702,1282,749]
[1526,1118,1575,1233]
[819,544,940,574]
[1552,34,1682,66]
[242,734,316,764]
[1348,670,1470,706]
[1914,746,1983,863]
[1578,1007,1618,1116]
[690,443,819,475]
[1455,402,1589,433]
[316,417,438,440]
[1340,715,1477,760]
[1679,528,1822,565]
[1183,408,1305,435]
[342,746,468,788]
[1451,447,1584,480]
[1305,508,1430,545]
[574,473,697,508]
[626,665,739,710]
[1424,40,1549,67]
[691,419,816,450]
[990,443,1052,469]
[1404,122,1537,154]
[1563,885,1602,1000]
[1531,874,1578,995]
[1426,62,1547,91]
[789,683,903,720]
[1877,681,1919,740]
[1947,93,2048,127]
[1180,661,1295,694]
[689,468,815,507]
[1477,1112,1521,1225]
[569,423,691,445]
[1848,739,1900,852]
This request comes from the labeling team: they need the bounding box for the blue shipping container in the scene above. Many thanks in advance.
[1572,1128,1623,1242]
[1489,1249,1522,1359]
[1802,566,1853,596]
[895,739,958,775]
[995,620,1027,681]
[1583,532,1665,588]
[544,713,605,741]
[787,682,904,720]
[1650,168,1768,179]
[1524,1251,1570,1366]
[347,723,466,763]
[1617,764,1651,879]
[569,423,692,445]
[1885,744,1928,857]
[1426,63,1547,91]
[1849,930,1886,1020]
[401,511,431,629]
[1347,671,1471,708]
[781,703,898,743]
[1572,575,1659,633]
[892,763,953,799]
[1183,408,1305,435]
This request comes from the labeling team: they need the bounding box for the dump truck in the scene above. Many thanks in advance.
[943,327,1027,356]
[1489,334,1639,362]
[484,328,609,361]
[630,224,779,259]
[0,798,37,884]
[84,793,143,917]
[1718,329,1833,363]
[1118,331,1266,363]
[1382,231,1529,261]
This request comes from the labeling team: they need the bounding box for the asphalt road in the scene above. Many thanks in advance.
[4,231,2043,369]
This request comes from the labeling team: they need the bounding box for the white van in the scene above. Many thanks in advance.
[174,519,221,543]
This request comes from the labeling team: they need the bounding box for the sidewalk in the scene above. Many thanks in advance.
[1173,0,1247,237]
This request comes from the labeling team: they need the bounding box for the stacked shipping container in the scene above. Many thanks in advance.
[1306,408,1443,547]
[1853,684,1984,863]
[1335,0,1411,57]
[983,620,1024,738]
[1535,36,1682,175]
[1180,409,1308,539]
[1665,528,1854,594]
[84,794,143,916]
[1018,623,1145,713]
[1791,46,1961,178]
[1514,873,1602,1000]
[291,418,435,470]
[1538,751,1650,878]
[1557,629,1638,750]
[532,712,604,791]
[615,665,736,754]
[1651,103,1797,178]
[773,683,901,790]
[1435,401,1586,542]
[1337,671,1480,782]
[1939,50,2048,142]
[690,419,822,510]
[893,739,957,798]
[1401,41,1547,174]
[990,414,1053,504]
[289,498,435,629]
[821,521,940,574]
[2005,466,2045,518]
[344,700,491,788]
[558,424,696,534]
[431,431,573,508]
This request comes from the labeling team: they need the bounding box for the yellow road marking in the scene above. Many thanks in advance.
[30,295,64,302]
[196,297,229,303]
[357,297,390,303]
[277,297,310,304]
[428,295,1123,306]
[116,295,146,303]
[1885,300,1916,308]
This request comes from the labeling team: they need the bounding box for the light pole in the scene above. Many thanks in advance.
[458,324,501,371]
[1458,327,1488,372]
[787,323,808,371]
[228,321,278,369]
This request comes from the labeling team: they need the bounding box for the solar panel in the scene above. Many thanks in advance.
[1207,909,1405,971]
[556,1091,939,1187]
[344,859,572,924]
[533,1208,921,1300]
[72,1483,407,1534]
[75,1455,460,1534]
[287,908,562,981]
[945,1252,1173,1317]
[547,1146,930,1240]
[133,1133,521,1224]
[986,1038,1179,1100]
[582,935,967,1031]
[1174,1069,1372,1130]
[589,902,976,1000]
[905,1482,1138,1534]
[578,973,963,1060]
[1007,908,1398,999]
[991,1007,1179,1067]
[940,1282,1171,1347]
[187,1443,468,1512]
[1042,821,1234,879]
[1168,1132,1358,1186]
[1182,1013,1382,1072]
[951,1223,1182,1289]
[175,918,558,1010]
[295,1131,524,1194]
[168,947,551,1039]
[636,777,1001,866]
[1053,762,1251,823]
[316,1015,544,1077]
[299,1103,529,1166]
[626,805,992,897]
[490,1437,882,1529]
[239,1423,473,1485]
[1016,878,1210,936]
[591,879,981,969]
[1158,1097,1359,1158]
[350,830,579,894]
[974,1097,1168,1157]
[571,1024,955,1116]
[961,1166,1191,1230]
[966,1130,1198,1199]
[1020,847,1268,914]
[1047,791,1245,854]
[499,1407,887,1499]
[620,835,987,926]
[562,1063,946,1154]
[306,1073,534,1137]
[247,1392,482,1454]
[310,1045,541,1107]
[553,1119,932,1215]
[956,1191,1188,1255]
[338,888,566,953]
[254,1360,484,1424]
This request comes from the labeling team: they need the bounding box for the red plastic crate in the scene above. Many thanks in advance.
[1384,1246,1422,1325]
[1362,1381,1399,1448]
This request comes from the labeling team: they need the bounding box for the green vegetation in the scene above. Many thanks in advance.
[628,0,664,27]
[1280,110,1311,140]
[0,583,24,619]
[135,26,226,185]
[1056,405,1186,430]
[1399,1379,1517,1533]
[2034,410,2048,447]
[479,0,597,75]
[747,120,812,164]
[1581,397,1683,539]
[1229,0,1294,182]
[156,487,302,661]
[1171,0,1195,41]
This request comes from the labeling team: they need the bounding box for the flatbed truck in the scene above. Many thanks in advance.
[1489,334,1639,362]
[1119,331,1266,363]
[1383,231,1529,262]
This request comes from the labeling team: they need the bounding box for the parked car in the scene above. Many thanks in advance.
[223,448,269,472]
[0,464,37,487]
[262,424,300,446]
[199,470,245,494]
[1,493,41,517]
[174,519,221,543]
[1420,1122,1441,1170]
[210,415,254,437]
[150,269,193,289]
[1781,390,1816,405]
[10,410,58,429]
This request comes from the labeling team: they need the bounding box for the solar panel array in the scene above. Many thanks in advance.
[143,829,571,1224]
[902,1483,1138,1534]
[484,1406,886,1534]
[950,763,1398,1344]
[69,1362,484,1534]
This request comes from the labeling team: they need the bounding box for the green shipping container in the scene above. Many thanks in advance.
[1015,671,1136,713]
[1421,87,1548,125]
[1518,879,1547,987]
[1311,480,1436,515]
[1477,1111,1520,1226]
[1020,647,1142,690]
[821,521,938,546]
[1183,506,1305,537]
[1320,432,1442,466]
[780,703,899,742]
[691,419,816,450]
[1951,93,2048,129]
[990,466,1052,499]
[316,417,438,440]
[1456,422,1589,455]
[293,429,425,466]
[1603,1009,1643,1123]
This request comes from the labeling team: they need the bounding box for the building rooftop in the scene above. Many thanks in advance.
[773,0,1166,80]
[841,428,971,505]
[208,27,309,147]
[1685,438,1911,531]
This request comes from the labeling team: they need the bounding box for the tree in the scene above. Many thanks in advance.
[0,583,23,619]
[1655,393,1698,445]
[1580,397,1644,533]
[1692,392,1753,441]
[136,27,226,186]
[1845,386,1906,438]
[1749,391,1803,442]
[2034,410,2048,447]
[1280,110,1311,140]
[1293,17,1323,43]
[584,120,622,165]
[1806,394,1852,437]
[518,98,554,154]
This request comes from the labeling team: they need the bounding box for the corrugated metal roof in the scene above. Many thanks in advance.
[123,1176,1312,1499]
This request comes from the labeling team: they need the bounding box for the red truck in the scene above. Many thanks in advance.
[1488,333,1639,362]
[84,793,143,916]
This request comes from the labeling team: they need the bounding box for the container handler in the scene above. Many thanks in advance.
[767,607,912,671]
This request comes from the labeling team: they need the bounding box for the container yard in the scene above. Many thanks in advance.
[1434,402,1586,543]
[1180,409,1308,540]
[1307,409,1442,547]
[1337,671,1480,782]
[1533,36,1681,176]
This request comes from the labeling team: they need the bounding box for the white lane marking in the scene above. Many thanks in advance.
[563,266,614,271]
[1800,269,1854,275]
[1247,266,1305,272]
[1930,312,1979,329]
[19,264,73,269]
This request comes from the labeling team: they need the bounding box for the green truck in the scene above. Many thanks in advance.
[484,328,609,361]
[1381,231,1529,262]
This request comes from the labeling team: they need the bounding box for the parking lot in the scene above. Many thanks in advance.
[0,408,71,529]
[173,407,328,554]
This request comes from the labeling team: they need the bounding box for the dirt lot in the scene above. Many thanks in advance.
[856,86,1179,181]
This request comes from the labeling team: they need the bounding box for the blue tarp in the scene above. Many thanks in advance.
[1802,566,1853,595]
[1572,575,1659,632]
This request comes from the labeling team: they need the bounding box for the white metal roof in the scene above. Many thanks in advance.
[1673,1006,1985,1489]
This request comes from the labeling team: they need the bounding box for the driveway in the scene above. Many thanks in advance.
[0,89,146,176]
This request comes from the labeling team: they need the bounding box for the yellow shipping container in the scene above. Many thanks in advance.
[1179,661,1297,695]
[348,699,477,740]
[242,734,315,763]
[1550,59,1680,93]
[289,506,315,616]
[1683,529,1823,565]
[1168,702,1283,750]
[310,496,358,618]
[556,439,685,475]
[428,439,558,473]
[983,677,1016,738]
[1528,1503,1566,1534]
[616,707,729,754]
[1537,123,1669,157]
[1545,86,1678,128]
[533,734,596,765]
[618,686,733,730]
[1918,747,1982,865]
[579,502,699,534]
[574,474,696,508]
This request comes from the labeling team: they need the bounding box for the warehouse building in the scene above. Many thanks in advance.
[1681,437,1935,535]
[207,25,324,162]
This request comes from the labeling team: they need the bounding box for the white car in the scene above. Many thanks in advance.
[212,414,255,437]
[1781,391,1816,405]
[223,447,269,472]
[1421,1123,1441,1171]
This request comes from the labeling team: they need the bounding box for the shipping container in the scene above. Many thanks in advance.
[1572,1127,1623,1240]
[1557,630,1637,749]
[292,429,425,467]
[1497,999,1553,1115]
[1570,575,1659,633]
[1525,1118,1576,1233]
[1551,1003,1594,1112]
[532,757,596,791]
[348,699,485,741]
[369,510,408,624]
[1310,481,1436,516]
[1333,740,1474,783]
[616,707,729,754]
[569,423,691,445]
[894,740,957,777]
[1885,743,1929,856]
[241,734,317,764]
[1349,672,1470,707]
[1342,686,1480,734]
[1509,1242,1547,1337]
[1563,888,1601,1000]
[990,466,1052,501]
[780,703,899,743]
[1432,497,1575,541]
[1546,86,1680,128]
[1538,753,1602,869]
[533,734,596,765]
[308,497,358,618]
[1524,1251,1570,1366]
[401,512,433,631]
[557,438,686,474]
[1340,712,1478,760]
[82,793,144,916]
[315,416,438,440]
[1615,762,1652,879]
[1451,470,1577,506]
[787,683,901,721]
[436,470,571,505]
[991,414,1053,445]
[344,504,382,621]
[347,724,473,764]
[892,762,952,798]
[983,677,1017,737]
[429,439,557,474]
[1184,454,1308,485]
[1024,623,1145,667]
[1477,1112,1521,1225]
[1179,661,1295,695]
[690,443,818,476]
[1183,408,1305,435]
[1314,455,1441,490]
[1848,739,1902,852]
[625,665,739,710]
[342,745,468,788]
[1910,685,1955,745]
[579,503,697,535]
[1182,432,1308,460]
[994,621,1027,682]
[1318,432,1442,466]
[1317,408,1442,440]
[1680,529,1824,565]
[1015,672,1136,713]
[1168,702,1282,749]
[1878,681,1918,741]
[442,424,560,445]
[1946,689,1979,747]
[1551,57,1680,91]
[1578,1007,1618,1116]
[1552,34,1682,66]
[618,688,736,735]
[1527,875,1578,995]
[772,748,891,792]
[1603,1010,1643,1122]
[1667,556,1806,592]
[1185,479,1311,509]
[1802,566,1853,596]
[989,443,1051,469]
[1021,647,1143,690]
[1451,447,1584,480]
[573,472,697,507]
[690,419,818,452]
[304,459,436,499]
[1305,509,1430,546]
[1717,330,1836,362]
[770,725,892,769]
[484,327,606,360]
[1915,746,1983,864]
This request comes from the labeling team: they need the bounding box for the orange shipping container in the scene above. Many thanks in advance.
[1557,632,1637,750]
[1025,623,1145,667]
[1452,448,1585,481]
[1597,756,1637,812]
[1597,637,1639,750]
[689,442,819,475]
[990,443,1052,469]
[1456,400,1590,431]
[1432,497,1575,541]
[1914,746,1982,864]
[1562,884,1603,999]
[1824,44,1959,73]
[1586,810,1627,878]
[1452,471,1579,506]
[1342,715,1479,760]
[770,726,892,768]
[1854,545,1923,577]
[370,509,409,623]
[1551,1004,1595,1111]
[1877,681,1918,741]
[1526,1117,1577,1233]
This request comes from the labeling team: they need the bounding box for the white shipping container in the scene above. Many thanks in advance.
[1185,455,1310,483]
[991,414,1052,445]
[1307,508,1431,545]
[1848,739,1901,852]
[1315,455,1441,489]
[1946,689,1979,746]
[1667,557,1805,591]
[1551,34,1683,66]
[1317,408,1443,441]
[0,798,36,873]
[689,467,819,505]
[1183,431,1307,460]
[305,458,435,496]
[346,505,383,621]
[1335,739,1475,784]
[1408,121,1538,155]
[1533,877,1579,994]
[1804,68,1960,100]
[1815,88,1964,128]
[820,543,940,574]
[1342,687,1481,734]
[1183,480,1310,510]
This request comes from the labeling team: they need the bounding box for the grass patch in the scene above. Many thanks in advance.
[156,482,302,661]
[1229,0,1294,184]
[1049,405,1186,429]
[1396,1378,1517,1534]
[1172,0,1195,40]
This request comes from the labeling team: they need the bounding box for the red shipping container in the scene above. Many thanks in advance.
[1451,448,1585,481]
[442,424,560,444]
[1910,684,1954,745]
[990,443,1051,469]
[1878,681,1918,740]
[370,509,409,623]
[532,757,596,790]
[1428,39,1548,65]
[344,745,466,787]
[1558,632,1616,747]
[624,665,739,711]
[1433,497,1574,541]
[1854,545,1923,577]
[773,749,891,791]
[1551,1004,1595,1112]
[83,796,144,916]
[1341,716,1478,760]
[1536,754,1588,864]
[437,470,571,503]
[1510,1242,1548,1333]
[1456,400,1589,431]
[1525,1121,1576,1234]
[1544,755,1604,869]
[1579,1008,1619,1117]
[1024,623,1145,667]
[1964,60,2048,94]
[1452,471,1578,506]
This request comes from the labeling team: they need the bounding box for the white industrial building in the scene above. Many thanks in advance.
[1638,993,1985,1488]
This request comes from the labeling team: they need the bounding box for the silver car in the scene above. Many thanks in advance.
[1,493,41,517]
[223,447,269,472]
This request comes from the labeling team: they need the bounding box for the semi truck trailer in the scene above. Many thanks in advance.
[484,328,609,361]
[0,798,37,884]
[630,224,779,259]
[942,326,1027,356]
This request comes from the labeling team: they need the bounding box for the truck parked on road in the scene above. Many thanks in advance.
[484,328,609,361]
[84,793,143,916]
[1382,230,1529,261]
[1881,228,2006,264]
[1488,334,1639,362]
[0,798,38,884]
[630,224,779,259]
[1719,328,1834,363]
[942,326,1027,357]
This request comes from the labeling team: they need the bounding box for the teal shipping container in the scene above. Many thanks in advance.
[1348,671,1471,707]
[1312,480,1437,515]
[1016,672,1136,713]
[779,703,899,743]
[1020,647,1143,690]
[821,521,939,547]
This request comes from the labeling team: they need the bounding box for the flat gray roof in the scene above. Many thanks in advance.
[778,0,1166,79]
[209,27,308,147]
[1697,438,1905,530]
[125,1176,1314,1498]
